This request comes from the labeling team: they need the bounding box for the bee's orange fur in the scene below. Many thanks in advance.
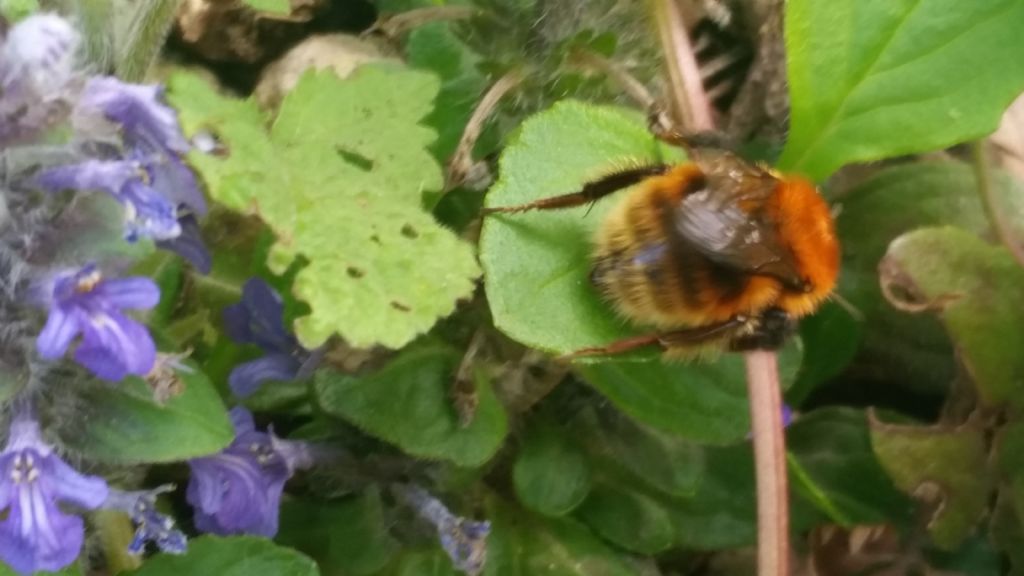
[592,164,839,331]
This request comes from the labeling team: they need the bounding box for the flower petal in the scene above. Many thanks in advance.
[35,159,139,196]
[228,353,301,398]
[121,181,181,242]
[228,407,256,435]
[0,475,86,575]
[156,214,211,274]
[36,306,80,360]
[75,310,156,380]
[47,457,109,510]
[92,277,160,310]
[150,155,206,215]
[78,77,189,154]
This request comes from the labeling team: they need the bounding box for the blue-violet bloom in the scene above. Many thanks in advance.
[103,486,187,555]
[37,76,211,270]
[186,407,313,537]
[0,13,79,146]
[399,484,490,575]
[223,278,314,398]
[36,265,159,381]
[0,413,108,575]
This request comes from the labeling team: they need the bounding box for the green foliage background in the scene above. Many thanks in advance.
[35,0,1024,573]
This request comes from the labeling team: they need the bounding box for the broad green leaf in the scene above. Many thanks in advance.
[126,536,319,576]
[56,362,232,464]
[575,482,675,554]
[243,0,290,14]
[382,549,458,576]
[480,100,683,355]
[879,226,1024,409]
[314,346,507,467]
[781,0,1024,180]
[277,491,399,576]
[168,66,480,349]
[405,22,491,162]
[575,341,801,445]
[925,535,1003,576]
[0,0,38,21]
[666,443,756,549]
[513,420,591,516]
[836,162,1024,394]
[484,495,643,576]
[788,302,862,403]
[0,562,82,575]
[570,404,702,497]
[786,408,912,526]
[870,415,991,550]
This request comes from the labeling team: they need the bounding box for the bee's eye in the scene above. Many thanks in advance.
[801,279,813,293]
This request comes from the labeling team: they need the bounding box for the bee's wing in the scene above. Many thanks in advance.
[672,176,804,289]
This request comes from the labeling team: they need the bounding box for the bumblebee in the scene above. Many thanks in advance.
[482,126,839,358]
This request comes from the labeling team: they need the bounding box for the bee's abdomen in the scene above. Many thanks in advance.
[591,165,774,328]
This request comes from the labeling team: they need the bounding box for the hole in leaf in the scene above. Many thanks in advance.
[391,301,411,312]
[346,266,365,279]
[192,128,229,157]
[337,146,374,171]
[400,224,418,239]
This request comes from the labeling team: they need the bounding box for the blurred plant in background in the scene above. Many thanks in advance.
[0,0,1022,574]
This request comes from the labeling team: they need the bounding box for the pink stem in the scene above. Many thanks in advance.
[745,350,790,576]
[651,3,791,572]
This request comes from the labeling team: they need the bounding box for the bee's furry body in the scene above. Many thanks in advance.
[590,163,839,336]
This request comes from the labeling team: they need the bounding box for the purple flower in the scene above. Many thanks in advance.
[0,13,80,146]
[398,485,490,575]
[36,265,159,381]
[103,486,186,555]
[37,76,211,270]
[155,213,211,274]
[0,413,108,575]
[186,407,313,537]
[223,278,314,398]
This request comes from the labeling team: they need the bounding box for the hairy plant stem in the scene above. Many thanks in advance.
[650,2,789,573]
[972,141,1024,268]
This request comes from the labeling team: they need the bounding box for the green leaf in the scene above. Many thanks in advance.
[314,346,507,467]
[780,0,1024,180]
[168,66,480,349]
[126,536,319,576]
[513,420,591,516]
[381,549,458,576]
[0,0,39,21]
[114,0,180,81]
[786,408,912,526]
[484,495,643,576]
[788,302,862,403]
[836,162,1024,393]
[56,362,232,464]
[870,415,992,550]
[243,0,291,14]
[277,491,399,576]
[480,100,683,355]
[570,404,702,497]
[405,22,491,163]
[0,561,82,575]
[575,340,801,445]
[575,482,675,554]
[879,226,1024,409]
[666,443,756,549]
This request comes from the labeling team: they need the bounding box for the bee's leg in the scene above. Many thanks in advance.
[482,165,669,215]
[558,316,747,360]
[728,307,795,352]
